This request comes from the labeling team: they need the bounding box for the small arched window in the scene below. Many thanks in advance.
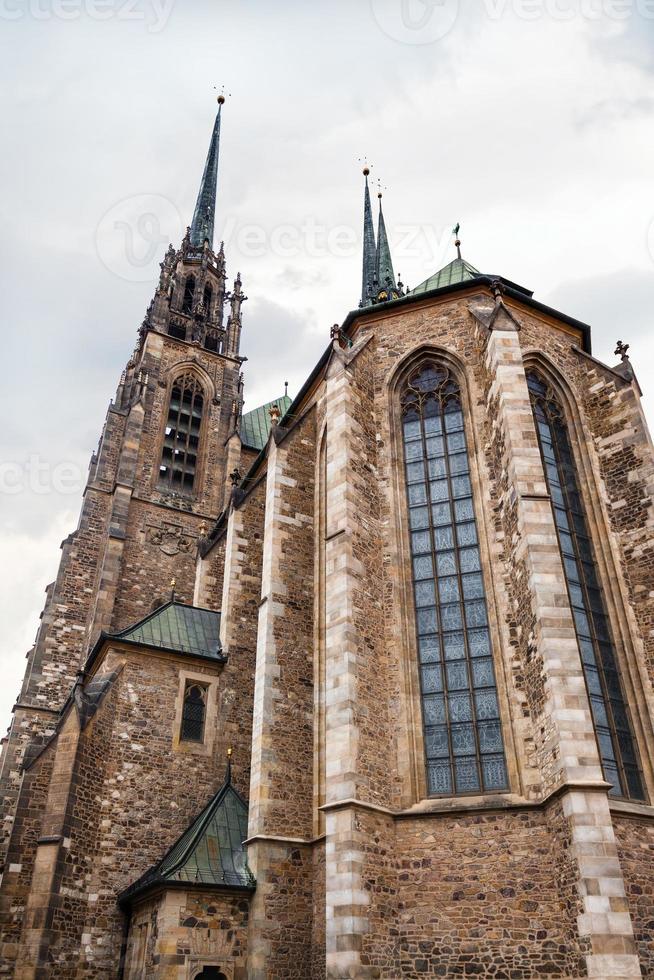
[527,370,644,800]
[182,275,196,314]
[180,682,207,742]
[401,361,509,796]
[159,373,204,493]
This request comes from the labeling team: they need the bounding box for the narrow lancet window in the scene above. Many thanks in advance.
[159,373,204,493]
[527,371,644,801]
[401,362,508,796]
[180,682,207,742]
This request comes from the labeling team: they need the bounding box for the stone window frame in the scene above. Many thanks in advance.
[523,350,654,803]
[188,960,233,980]
[152,361,215,501]
[387,344,520,804]
[172,667,219,757]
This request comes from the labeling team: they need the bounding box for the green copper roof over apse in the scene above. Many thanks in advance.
[409,256,481,296]
[113,601,223,660]
[240,393,292,450]
[119,774,255,906]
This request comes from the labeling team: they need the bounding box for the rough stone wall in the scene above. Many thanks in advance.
[110,499,204,630]
[348,342,395,809]
[125,889,249,979]
[246,411,316,977]
[310,841,326,980]
[613,814,654,976]
[0,743,55,975]
[390,805,587,978]
[218,476,267,798]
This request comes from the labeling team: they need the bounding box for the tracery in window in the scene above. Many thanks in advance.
[159,373,204,493]
[401,361,509,796]
[180,682,207,742]
[527,370,644,801]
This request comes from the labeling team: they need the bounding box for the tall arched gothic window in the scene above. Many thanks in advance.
[401,361,509,796]
[527,370,645,801]
[159,373,204,493]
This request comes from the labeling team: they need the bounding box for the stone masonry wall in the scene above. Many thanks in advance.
[613,813,654,976]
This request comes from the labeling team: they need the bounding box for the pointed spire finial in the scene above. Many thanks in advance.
[170,577,176,601]
[359,160,376,307]
[453,222,462,260]
[226,745,233,783]
[189,96,226,249]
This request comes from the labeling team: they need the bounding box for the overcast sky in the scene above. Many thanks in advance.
[1,0,653,733]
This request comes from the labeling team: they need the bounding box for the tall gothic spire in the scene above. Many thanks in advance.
[190,96,224,249]
[375,192,397,296]
[360,166,377,307]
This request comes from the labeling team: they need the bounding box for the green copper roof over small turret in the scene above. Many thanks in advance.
[190,98,224,249]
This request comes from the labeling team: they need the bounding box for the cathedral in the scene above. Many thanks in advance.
[1,97,654,980]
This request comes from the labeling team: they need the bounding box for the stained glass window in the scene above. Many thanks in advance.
[159,374,204,493]
[401,362,509,796]
[527,370,644,801]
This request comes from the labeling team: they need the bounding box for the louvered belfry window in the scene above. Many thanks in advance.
[401,362,509,796]
[527,371,645,800]
[180,683,207,742]
[159,374,204,493]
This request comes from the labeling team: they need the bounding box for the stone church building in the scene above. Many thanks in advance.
[1,99,654,979]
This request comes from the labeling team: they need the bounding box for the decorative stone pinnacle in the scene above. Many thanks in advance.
[269,404,281,426]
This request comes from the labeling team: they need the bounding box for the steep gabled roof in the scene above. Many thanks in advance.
[240,393,292,450]
[112,602,223,660]
[119,774,255,907]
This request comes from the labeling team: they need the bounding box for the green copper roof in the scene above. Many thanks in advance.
[119,775,255,905]
[113,601,223,660]
[409,257,481,296]
[240,393,292,450]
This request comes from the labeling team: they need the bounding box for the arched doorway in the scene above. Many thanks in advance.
[195,969,227,980]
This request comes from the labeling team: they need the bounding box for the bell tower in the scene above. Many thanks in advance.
[0,97,246,863]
